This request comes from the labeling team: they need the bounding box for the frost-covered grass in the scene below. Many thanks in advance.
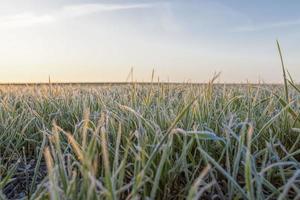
[0,80,299,199]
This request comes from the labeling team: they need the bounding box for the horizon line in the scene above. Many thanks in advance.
[0,81,290,86]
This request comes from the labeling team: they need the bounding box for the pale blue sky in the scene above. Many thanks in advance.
[0,0,299,83]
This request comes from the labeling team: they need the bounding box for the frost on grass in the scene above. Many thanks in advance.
[0,83,299,199]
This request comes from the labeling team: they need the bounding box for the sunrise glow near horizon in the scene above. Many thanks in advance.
[0,0,300,83]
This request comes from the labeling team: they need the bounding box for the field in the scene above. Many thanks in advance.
[0,76,299,200]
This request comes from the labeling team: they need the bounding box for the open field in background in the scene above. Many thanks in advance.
[0,80,299,200]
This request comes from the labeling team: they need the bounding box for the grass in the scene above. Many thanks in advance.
[0,44,299,199]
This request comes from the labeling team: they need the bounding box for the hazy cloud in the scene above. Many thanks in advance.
[0,13,55,28]
[61,3,153,18]
[0,3,153,28]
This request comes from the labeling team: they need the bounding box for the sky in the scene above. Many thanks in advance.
[0,0,300,83]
